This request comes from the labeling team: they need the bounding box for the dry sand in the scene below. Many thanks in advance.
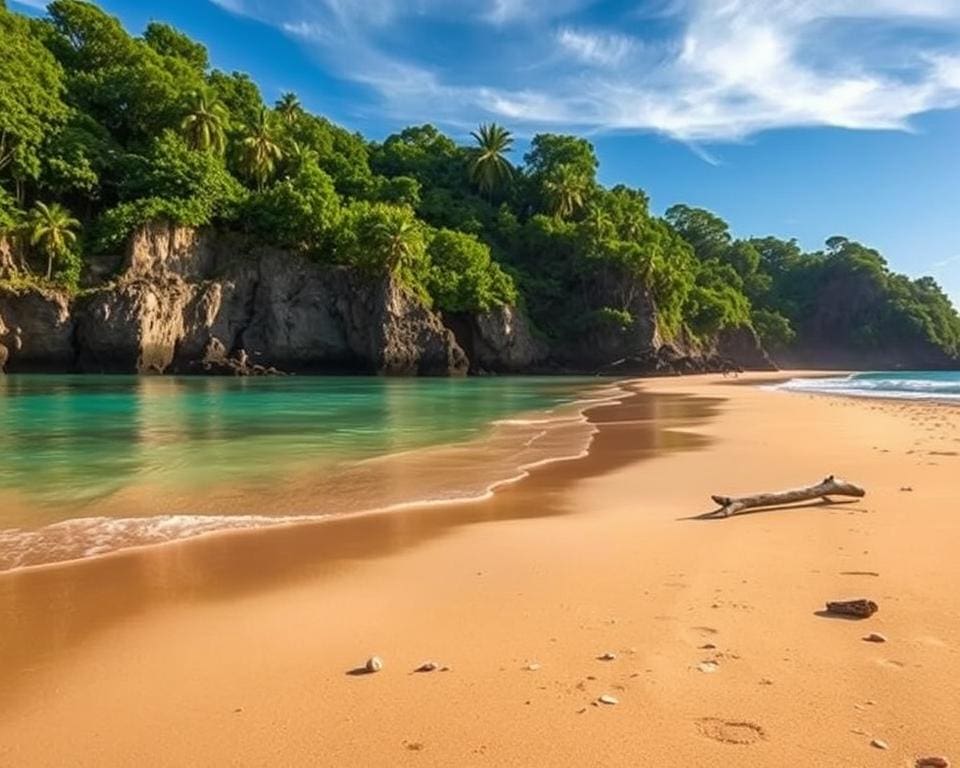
[1,372,958,767]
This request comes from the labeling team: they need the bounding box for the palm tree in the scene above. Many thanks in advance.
[372,215,421,275]
[584,205,613,240]
[27,202,79,280]
[180,92,228,154]
[275,92,302,125]
[238,108,283,191]
[543,165,588,220]
[468,123,514,199]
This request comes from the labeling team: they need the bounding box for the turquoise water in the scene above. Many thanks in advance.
[0,375,612,569]
[778,371,960,400]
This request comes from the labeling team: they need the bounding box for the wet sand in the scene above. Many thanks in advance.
[1,373,959,767]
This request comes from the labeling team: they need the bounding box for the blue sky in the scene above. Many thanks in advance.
[13,0,960,303]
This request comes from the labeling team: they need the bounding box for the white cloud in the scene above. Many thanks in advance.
[933,254,960,269]
[483,0,590,25]
[208,0,960,143]
[557,27,636,67]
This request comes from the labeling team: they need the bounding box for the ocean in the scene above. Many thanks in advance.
[0,375,618,570]
[777,371,960,400]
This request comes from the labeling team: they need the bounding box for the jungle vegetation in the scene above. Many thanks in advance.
[1,0,958,360]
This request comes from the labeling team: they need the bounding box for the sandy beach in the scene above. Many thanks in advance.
[1,372,958,767]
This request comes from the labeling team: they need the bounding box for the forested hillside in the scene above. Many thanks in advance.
[1,0,958,369]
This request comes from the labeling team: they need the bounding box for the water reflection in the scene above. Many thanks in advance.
[0,375,597,523]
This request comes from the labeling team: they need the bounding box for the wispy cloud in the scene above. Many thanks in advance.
[557,27,636,67]
[932,254,960,269]
[208,0,960,143]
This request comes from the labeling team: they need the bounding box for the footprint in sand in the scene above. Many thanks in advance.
[696,718,767,745]
[877,658,907,670]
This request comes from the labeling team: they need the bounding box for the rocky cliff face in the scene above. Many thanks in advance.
[0,224,478,375]
[444,306,548,373]
[0,285,75,372]
[72,224,469,375]
[0,223,779,376]
[713,325,777,371]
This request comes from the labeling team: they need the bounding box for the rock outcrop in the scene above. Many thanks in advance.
[714,325,777,371]
[42,222,467,376]
[0,237,17,278]
[596,344,744,377]
[0,285,75,372]
[0,222,779,376]
[444,306,547,373]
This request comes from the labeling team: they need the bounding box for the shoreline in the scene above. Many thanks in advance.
[2,373,959,766]
[0,377,624,572]
[0,384,720,689]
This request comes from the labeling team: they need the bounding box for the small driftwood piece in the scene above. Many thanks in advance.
[825,599,879,619]
[709,475,865,518]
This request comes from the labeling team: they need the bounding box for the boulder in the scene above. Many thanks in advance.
[0,285,75,372]
[714,325,778,371]
[76,278,195,373]
[467,306,547,373]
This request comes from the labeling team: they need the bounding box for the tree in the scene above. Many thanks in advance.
[179,91,228,154]
[45,1,206,145]
[143,22,208,71]
[0,4,68,199]
[468,123,513,199]
[119,130,244,213]
[543,164,588,219]
[370,124,462,189]
[27,201,79,279]
[275,92,302,125]
[244,156,339,251]
[373,214,420,275]
[334,202,429,298]
[426,228,517,312]
[40,110,113,201]
[524,133,598,183]
[208,69,263,129]
[664,204,731,262]
[238,107,282,191]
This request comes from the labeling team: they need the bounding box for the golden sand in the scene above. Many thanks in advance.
[1,373,958,767]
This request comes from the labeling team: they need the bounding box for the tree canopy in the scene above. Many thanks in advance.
[0,0,956,365]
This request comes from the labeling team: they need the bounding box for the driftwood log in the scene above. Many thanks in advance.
[709,475,866,518]
[824,599,879,619]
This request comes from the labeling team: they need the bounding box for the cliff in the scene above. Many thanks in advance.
[0,224,778,377]
[2,224,470,376]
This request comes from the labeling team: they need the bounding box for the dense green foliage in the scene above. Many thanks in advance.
[0,1,957,363]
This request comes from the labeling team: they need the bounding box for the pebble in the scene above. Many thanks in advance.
[871,739,889,750]
[365,656,384,673]
[597,652,617,661]
[524,663,542,672]
[916,758,950,768]
[415,661,439,673]
[697,661,719,673]
[597,694,619,705]
[863,633,888,643]
[699,643,717,650]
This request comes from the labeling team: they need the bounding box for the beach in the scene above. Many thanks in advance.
[1,372,958,767]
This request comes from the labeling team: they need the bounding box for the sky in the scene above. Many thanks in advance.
[12,0,960,303]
